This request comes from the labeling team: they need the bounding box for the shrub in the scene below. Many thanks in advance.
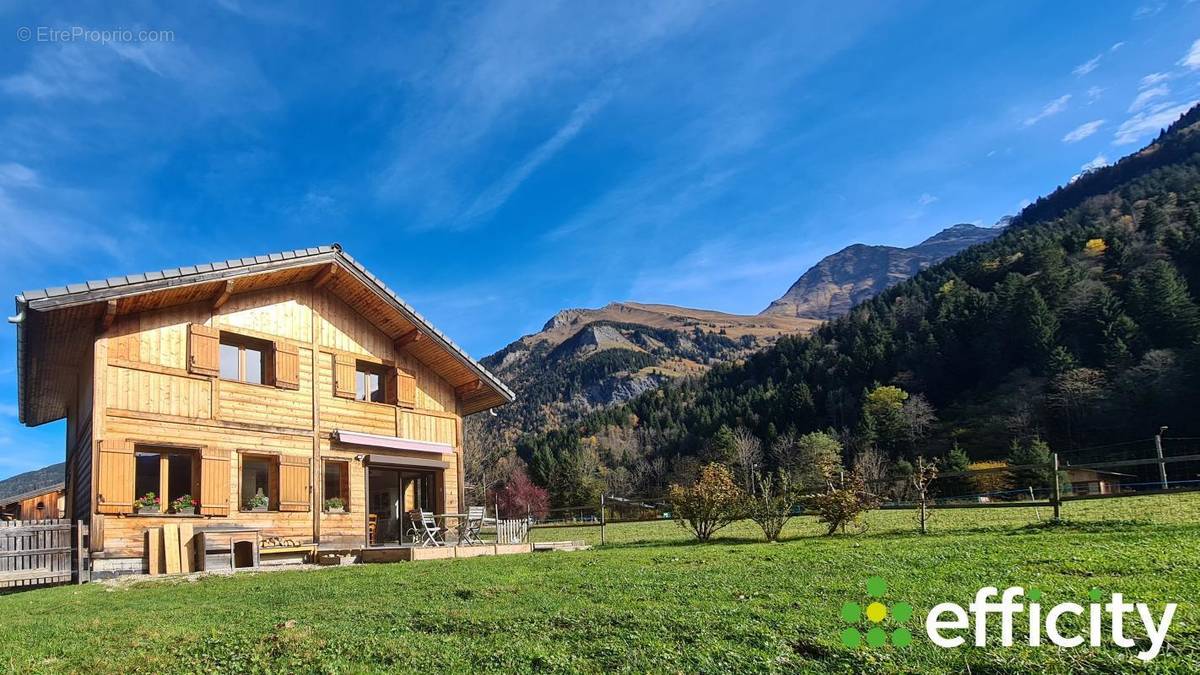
[495,466,550,519]
[807,466,880,536]
[744,471,796,542]
[668,463,744,541]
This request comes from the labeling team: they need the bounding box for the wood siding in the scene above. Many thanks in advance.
[79,284,466,562]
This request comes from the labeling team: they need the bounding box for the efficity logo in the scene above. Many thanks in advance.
[840,577,1177,662]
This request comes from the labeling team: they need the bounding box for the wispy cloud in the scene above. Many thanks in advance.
[1129,85,1170,113]
[1180,39,1200,70]
[458,87,613,227]
[1133,3,1165,19]
[1110,42,1126,52]
[1024,94,1071,126]
[1073,54,1102,77]
[1114,100,1199,145]
[1087,86,1105,104]
[917,193,938,206]
[1063,120,1104,142]
[1140,72,1170,88]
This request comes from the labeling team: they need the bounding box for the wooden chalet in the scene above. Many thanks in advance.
[10,244,514,576]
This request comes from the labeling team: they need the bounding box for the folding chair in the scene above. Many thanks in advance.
[409,509,445,547]
[461,506,486,546]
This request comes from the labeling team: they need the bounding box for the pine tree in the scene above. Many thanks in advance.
[1140,201,1169,240]
[1127,260,1200,348]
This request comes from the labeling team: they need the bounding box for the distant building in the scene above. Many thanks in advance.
[1064,468,1129,496]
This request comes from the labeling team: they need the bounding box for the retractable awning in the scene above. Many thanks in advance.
[332,429,453,455]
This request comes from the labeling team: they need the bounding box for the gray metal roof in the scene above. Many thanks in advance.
[15,243,514,405]
[19,246,338,302]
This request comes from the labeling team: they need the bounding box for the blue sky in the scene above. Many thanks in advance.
[1,1,1199,478]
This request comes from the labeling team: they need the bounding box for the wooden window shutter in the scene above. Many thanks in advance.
[333,353,356,399]
[279,455,312,512]
[96,439,135,514]
[397,369,417,408]
[199,448,231,516]
[274,342,300,390]
[188,323,221,376]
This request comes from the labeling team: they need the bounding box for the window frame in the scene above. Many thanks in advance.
[219,332,275,386]
[322,459,351,513]
[354,360,390,404]
[238,452,280,512]
[132,445,200,515]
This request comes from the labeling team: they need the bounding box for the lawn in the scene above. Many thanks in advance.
[1,493,1198,673]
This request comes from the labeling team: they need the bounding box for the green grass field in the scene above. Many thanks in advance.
[2,494,1198,673]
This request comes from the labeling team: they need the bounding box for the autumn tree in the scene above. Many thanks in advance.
[668,464,745,541]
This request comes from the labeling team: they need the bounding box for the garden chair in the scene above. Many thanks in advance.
[461,506,486,545]
[409,509,445,547]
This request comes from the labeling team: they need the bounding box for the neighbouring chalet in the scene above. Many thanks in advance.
[11,244,514,576]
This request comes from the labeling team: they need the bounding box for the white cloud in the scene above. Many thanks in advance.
[1073,54,1102,77]
[1024,94,1071,126]
[1070,154,1109,183]
[1110,42,1126,52]
[1114,100,1200,145]
[917,193,938,206]
[0,404,17,419]
[1129,85,1170,113]
[0,163,39,188]
[1134,3,1165,19]
[458,87,612,225]
[1063,120,1104,142]
[1180,39,1200,69]
[1087,86,1105,104]
[1140,72,1170,88]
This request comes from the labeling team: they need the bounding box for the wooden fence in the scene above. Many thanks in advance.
[0,519,88,590]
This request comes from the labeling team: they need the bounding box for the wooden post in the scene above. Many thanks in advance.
[600,493,607,546]
[1052,453,1062,522]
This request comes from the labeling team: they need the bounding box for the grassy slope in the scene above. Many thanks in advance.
[2,494,1198,674]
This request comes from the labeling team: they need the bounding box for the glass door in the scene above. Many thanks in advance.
[367,467,402,546]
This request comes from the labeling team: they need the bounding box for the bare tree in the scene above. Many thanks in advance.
[910,456,939,534]
[731,427,764,491]
[853,447,890,491]
[463,431,514,505]
[900,393,937,451]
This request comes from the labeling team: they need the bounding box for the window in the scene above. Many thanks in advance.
[323,460,349,511]
[219,333,272,385]
[240,455,278,510]
[133,448,196,512]
[356,362,388,402]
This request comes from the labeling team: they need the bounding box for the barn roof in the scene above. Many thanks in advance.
[12,244,514,424]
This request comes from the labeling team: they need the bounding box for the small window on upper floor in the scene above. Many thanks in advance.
[356,362,388,403]
[219,333,273,385]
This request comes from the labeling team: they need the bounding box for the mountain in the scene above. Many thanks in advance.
[0,463,64,502]
[471,303,819,447]
[761,223,1003,320]
[515,104,1200,506]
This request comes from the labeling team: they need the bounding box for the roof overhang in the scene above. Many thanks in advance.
[13,245,514,425]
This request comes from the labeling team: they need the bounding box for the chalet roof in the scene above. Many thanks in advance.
[12,244,514,424]
[0,483,65,506]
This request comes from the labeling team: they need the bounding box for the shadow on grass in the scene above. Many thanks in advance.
[592,518,1200,551]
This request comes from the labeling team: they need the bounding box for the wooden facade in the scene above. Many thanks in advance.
[12,246,513,574]
[0,485,65,521]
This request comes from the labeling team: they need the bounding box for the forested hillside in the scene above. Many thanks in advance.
[512,104,1200,507]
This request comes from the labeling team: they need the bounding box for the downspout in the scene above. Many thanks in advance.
[8,296,26,425]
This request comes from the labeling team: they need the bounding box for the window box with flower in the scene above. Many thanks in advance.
[171,494,196,515]
[246,488,269,512]
[134,492,160,514]
[323,497,346,514]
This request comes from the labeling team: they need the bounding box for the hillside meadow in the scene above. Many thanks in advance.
[0,493,1197,673]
